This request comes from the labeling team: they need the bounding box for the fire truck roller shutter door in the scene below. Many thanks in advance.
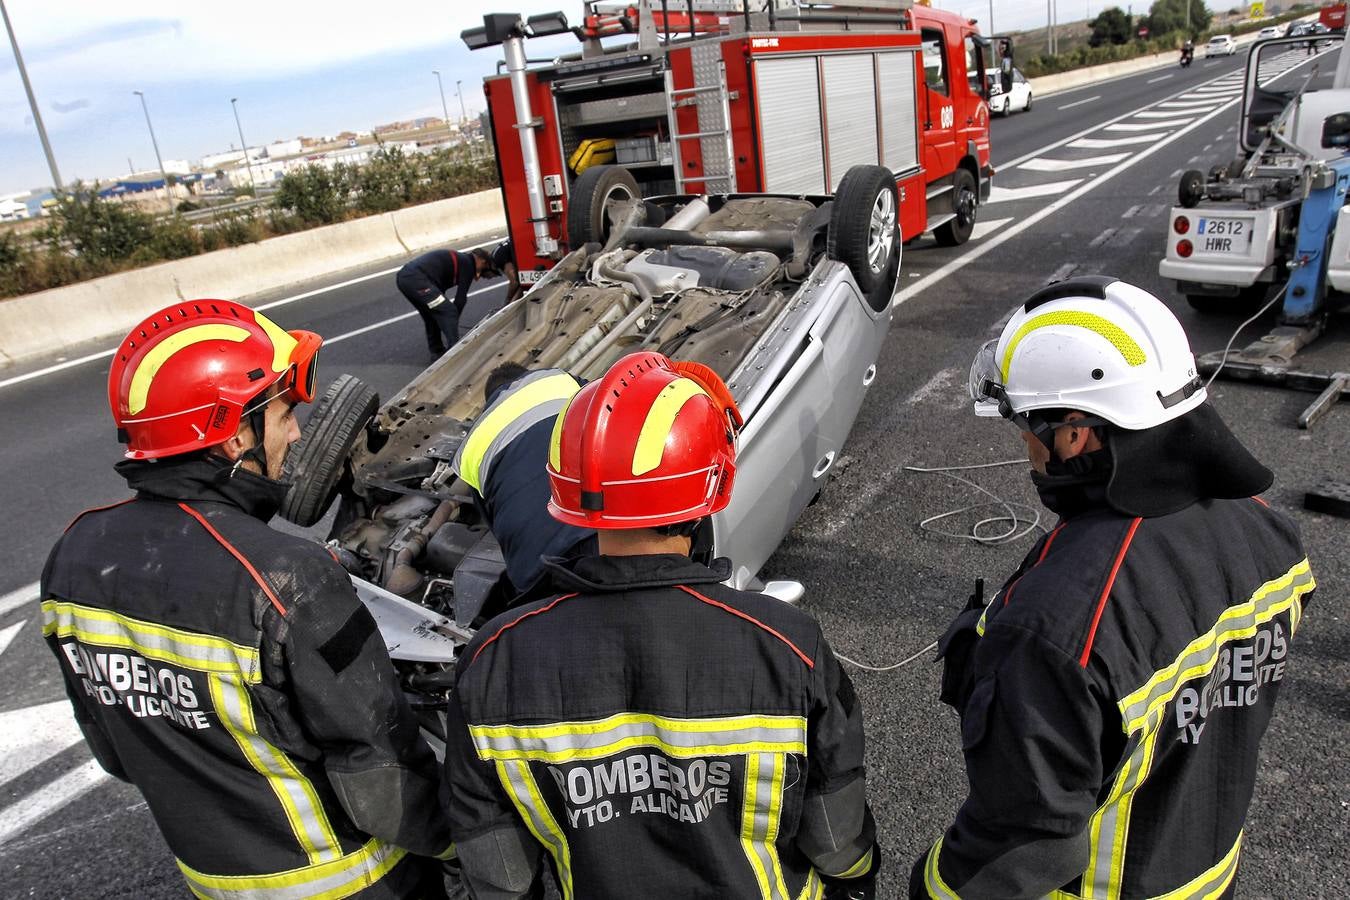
[755,56,826,195]
[878,51,921,176]
[823,55,880,191]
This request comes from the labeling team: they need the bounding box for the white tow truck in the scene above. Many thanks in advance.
[1158,33,1350,428]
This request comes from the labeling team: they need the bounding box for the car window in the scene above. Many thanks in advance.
[922,28,948,95]
[1014,69,1027,84]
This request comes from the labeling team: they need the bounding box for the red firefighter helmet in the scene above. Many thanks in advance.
[107,300,321,460]
[547,352,739,529]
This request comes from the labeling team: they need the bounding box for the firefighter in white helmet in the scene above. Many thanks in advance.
[911,277,1314,898]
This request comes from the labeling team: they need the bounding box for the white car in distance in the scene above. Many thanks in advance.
[984,68,1032,115]
[1205,34,1237,56]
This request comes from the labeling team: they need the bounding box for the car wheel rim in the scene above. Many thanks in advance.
[599,185,634,240]
[867,189,896,272]
[956,185,976,228]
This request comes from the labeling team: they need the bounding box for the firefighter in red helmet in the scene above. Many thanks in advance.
[445,351,879,899]
[41,300,454,898]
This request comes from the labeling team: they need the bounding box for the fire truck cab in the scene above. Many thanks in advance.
[465,0,994,278]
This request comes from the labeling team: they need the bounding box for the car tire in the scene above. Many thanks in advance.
[1024,92,1032,112]
[934,167,978,247]
[279,374,380,527]
[828,165,900,311]
[566,165,640,249]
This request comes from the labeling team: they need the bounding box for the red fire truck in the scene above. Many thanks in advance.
[1320,1,1347,32]
[465,0,995,279]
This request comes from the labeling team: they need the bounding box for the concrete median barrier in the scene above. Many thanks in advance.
[0,190,506,369]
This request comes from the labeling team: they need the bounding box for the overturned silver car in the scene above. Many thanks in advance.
[280,164,897,702]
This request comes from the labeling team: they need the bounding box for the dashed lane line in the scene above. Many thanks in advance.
[0,582,39,617]
[985,180,1082,204]
[1147,74,1174,84]
[1070,133,1168,149]
[1105,119,1192,132]
[1056,95,1100,111]
[0,758,109,847]
[0,621,23,657]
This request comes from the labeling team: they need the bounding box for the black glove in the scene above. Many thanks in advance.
[821,844,881,900]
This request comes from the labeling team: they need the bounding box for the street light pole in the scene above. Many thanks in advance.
[230,97,258,195]
[457,79,467,123]
[432,70,451,135]
[133,90,172,214]
[1,0,62,192]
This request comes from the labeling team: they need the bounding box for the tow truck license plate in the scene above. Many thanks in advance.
[1196,216,1252,253]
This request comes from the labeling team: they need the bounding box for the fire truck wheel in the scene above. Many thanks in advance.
[828,165,900,311]
[279,374,380,527]
[934,167,977,247]
[567,165,641,248]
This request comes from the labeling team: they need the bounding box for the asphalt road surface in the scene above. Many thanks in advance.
[1,50,1346,897]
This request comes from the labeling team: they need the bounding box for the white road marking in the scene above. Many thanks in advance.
[986,180,1082,203]
[0,700,88,788]
[0,621,23,657]
[969,217,1013,240]
[1148,185,1163,196]
[1056,95,1100,110]
[896,95,1240,307]
[907,368,957,405]
[1069,133,1167,148]
[1020,153,1129,172]
[1105,119,1190,131]
[0,236,507,392]
[1136,107,1214,118]
[1047,262,1080,282]
[1089,227,1117,247]
[1147,74,1174,83]
[0,758,110,847]
[0,582,39,617]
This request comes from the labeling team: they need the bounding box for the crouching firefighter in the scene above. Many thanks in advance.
[911,278,1314,898]
[446,351,880,899]
[41,301,454,898]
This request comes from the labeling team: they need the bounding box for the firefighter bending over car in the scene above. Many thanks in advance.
[911,278,1314,898]
[41,301,454,898]
[445,351,880,899]
[452,362,596,613]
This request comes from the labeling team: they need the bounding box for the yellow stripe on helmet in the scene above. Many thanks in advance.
[632,379,709,476]
[1000,311,1147,383]
[549,394,573,474]
[127,324,250,416]
[252,310,300,374]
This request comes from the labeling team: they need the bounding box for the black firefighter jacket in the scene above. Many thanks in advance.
[40,457,453,899]
[445,553,877,900]
[913,495,1313,899]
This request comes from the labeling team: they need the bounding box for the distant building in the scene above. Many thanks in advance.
[0,193,30,221]
[265,138,303,160]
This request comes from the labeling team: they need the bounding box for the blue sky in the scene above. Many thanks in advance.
[0,0,1096,197]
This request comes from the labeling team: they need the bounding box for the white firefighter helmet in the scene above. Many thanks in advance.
[969,277,1206,432]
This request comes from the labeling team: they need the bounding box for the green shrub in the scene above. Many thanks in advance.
[47,186,156,264]
[272,164,351,226]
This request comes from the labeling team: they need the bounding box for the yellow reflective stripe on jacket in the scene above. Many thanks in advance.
[44,600,342,865]
[42,600,260,680]
[455,371,580,492]
[739,752,792,899]
[922,837,960,900]
[1081,708,1166,899]
[1150,831,1242,900]
[798,868,824,900]
[209,676,343,864]
[177,836,405,900]
[497,759,574,900]
[469,712,807,763]
[827,846,874,880]
[1116,558,1313,733]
